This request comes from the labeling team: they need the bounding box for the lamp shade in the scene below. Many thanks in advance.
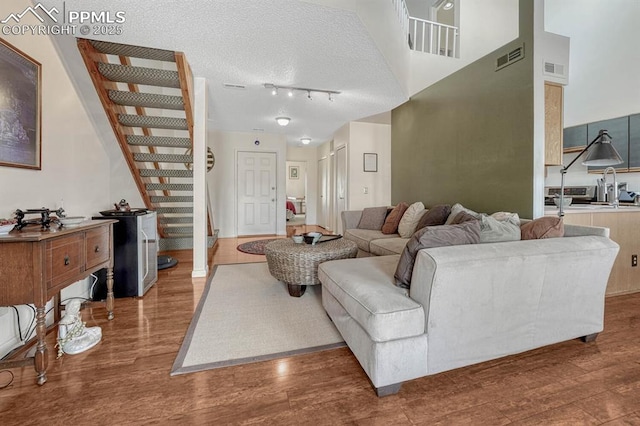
[582,130,623,166]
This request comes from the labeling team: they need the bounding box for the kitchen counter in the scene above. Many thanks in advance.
[544,204,640,215]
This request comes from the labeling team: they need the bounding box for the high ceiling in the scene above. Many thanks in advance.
[39,0,408,146]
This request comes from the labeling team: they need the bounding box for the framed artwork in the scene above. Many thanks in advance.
[363,153,377,172]
[289,165,299,179]
[0,38,42,170]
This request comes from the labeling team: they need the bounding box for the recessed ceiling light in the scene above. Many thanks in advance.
[301,138,311,145]
[276,117,290,126]
[443,2,453,10]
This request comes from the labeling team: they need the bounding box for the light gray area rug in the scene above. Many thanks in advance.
[171,262,345,375]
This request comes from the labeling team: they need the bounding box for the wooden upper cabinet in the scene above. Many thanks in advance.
[544,82,563,166]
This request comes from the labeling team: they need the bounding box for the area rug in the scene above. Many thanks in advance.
[236,238,281,255]
[170,262,345,375]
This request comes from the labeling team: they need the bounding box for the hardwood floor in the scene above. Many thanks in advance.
[2,225,640,424]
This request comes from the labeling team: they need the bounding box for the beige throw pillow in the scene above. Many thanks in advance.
[479,212,521,243]
[397,202,426,238]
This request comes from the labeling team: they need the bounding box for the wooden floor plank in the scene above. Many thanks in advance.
[1,225,640,424]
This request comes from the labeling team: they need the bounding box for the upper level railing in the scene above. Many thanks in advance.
[409,17,458,58]
[391,0,459,58]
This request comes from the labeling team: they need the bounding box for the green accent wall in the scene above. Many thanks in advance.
[392,0,535,218]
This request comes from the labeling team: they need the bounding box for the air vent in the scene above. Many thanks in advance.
[496,44,524,71]
[223,83,246,90]
[543,61,565,77]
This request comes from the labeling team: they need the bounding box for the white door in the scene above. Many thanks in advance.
[318,157,329,229]
[237,151,277,235]
[335,146,347,234]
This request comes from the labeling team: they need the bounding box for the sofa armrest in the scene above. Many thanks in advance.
[342,210,363,232]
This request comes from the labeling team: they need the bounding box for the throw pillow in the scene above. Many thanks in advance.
[381,202,409,234]
[357,206,389,230]
[394,221,481,289]
[449,211,478,224]
[521,216,564,239]
[398,202,426,238]
[414,204,451,232]
[445,203,481,225]
[479,213,521,243]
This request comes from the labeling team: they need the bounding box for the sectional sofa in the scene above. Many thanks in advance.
[318,209,619,396]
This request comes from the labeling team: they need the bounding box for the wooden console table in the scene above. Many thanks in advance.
[0,220,117,385]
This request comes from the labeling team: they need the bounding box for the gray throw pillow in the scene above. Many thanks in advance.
[357,206,389,230]
[394,221,481,289]
[414,204,451,231]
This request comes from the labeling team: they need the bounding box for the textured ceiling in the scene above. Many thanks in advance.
[39,0,408,146]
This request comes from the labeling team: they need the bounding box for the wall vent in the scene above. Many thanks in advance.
[495,44,524,71]
[223,83,246,90]
[543,61,565,78]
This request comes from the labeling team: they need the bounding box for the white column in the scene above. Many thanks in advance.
[192,77,208,278]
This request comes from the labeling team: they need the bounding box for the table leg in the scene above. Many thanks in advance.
[34,306,47,385]
[106,267,114,320]
[287,284,306,297]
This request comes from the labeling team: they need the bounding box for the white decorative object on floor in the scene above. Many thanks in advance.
[56,300,102,357]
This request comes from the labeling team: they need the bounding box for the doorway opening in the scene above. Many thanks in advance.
[286,160,307,229]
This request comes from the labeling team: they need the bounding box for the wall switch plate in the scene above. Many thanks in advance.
[632,254,638,267]
[363,187,368,194]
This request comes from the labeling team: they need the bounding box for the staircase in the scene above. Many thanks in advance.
[77,38,216,251]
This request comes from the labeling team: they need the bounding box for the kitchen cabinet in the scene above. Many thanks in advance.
[561,210,640,295]
[563,124,587,153]
[629,113,640,171]
[544,82,563,165]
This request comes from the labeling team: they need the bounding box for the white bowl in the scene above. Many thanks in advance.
[58,216,86,227]
[292,235,303,244]
[0,223,15,234]
[553,197,572,207]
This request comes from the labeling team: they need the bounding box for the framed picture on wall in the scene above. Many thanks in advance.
[363,153,377,172]
[289,165,299,179]
[0,38,42,170]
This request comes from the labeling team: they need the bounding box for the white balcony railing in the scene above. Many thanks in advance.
[409,17,458,58]
[391,0,410,43]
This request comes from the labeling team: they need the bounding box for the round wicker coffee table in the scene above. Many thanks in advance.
[264,237,358,297]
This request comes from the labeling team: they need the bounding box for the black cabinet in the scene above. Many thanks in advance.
[629,114,640,171]
[563,124,587,152]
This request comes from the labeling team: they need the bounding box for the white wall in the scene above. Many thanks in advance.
[285,161,307,199]
[408,0,520,95]
[208,130,288,238]
[347,122,392,210]
[0,0,111,357]
[544,0,640,192]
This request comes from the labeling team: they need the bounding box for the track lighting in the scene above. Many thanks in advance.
[264,83,340,101]
[276,117,290,126]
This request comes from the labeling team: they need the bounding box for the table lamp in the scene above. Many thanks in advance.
[558,129,623,217]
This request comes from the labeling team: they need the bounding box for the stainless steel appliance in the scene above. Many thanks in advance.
[545,185,597,205]
[93,210,158,297]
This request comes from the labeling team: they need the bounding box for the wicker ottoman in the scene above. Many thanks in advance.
[264,238,358,297]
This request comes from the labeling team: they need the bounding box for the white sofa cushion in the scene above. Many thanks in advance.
[370,237,409,256]
[318,255,425,343]
[344,229,398,252]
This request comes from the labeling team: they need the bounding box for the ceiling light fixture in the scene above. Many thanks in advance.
[301,138,311,145]
[264,83,340,101]
[443,2,454,10]
[276,116,290,126]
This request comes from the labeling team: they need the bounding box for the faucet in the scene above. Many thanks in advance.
[602,167,619,208]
